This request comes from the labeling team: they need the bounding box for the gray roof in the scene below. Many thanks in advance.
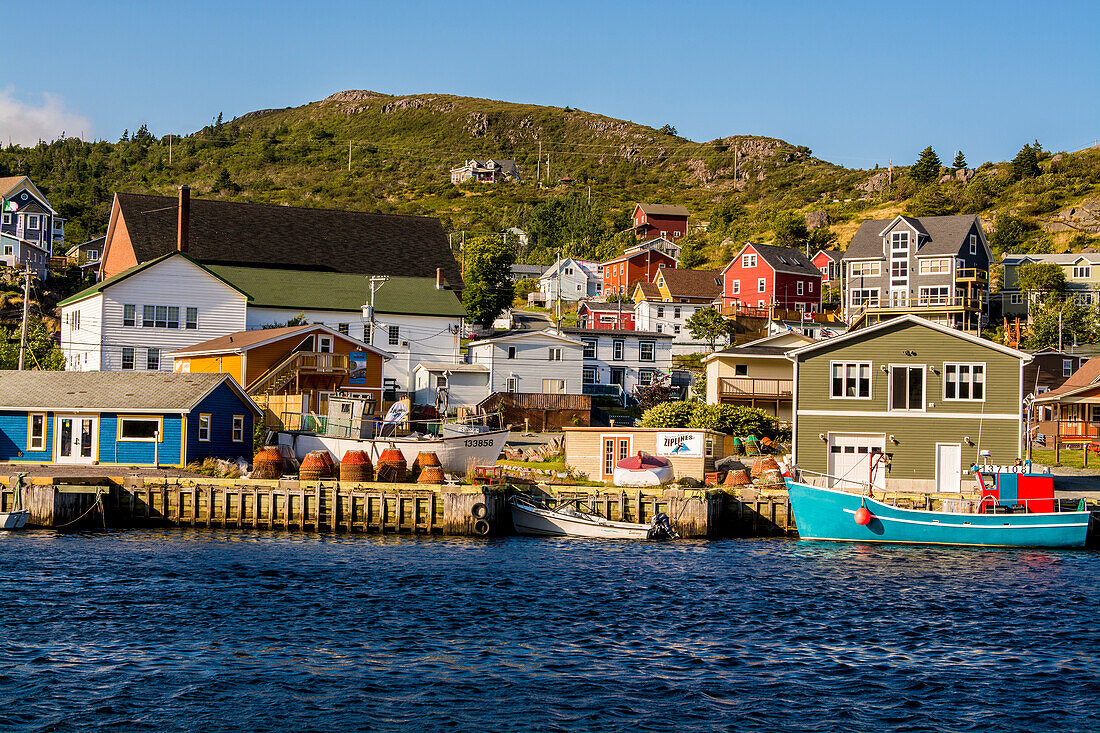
[746,243,822,277]
[636,203,690,217]
[510,264,546,276]
[415,362,489,373]
[710,344,791,357]
[1002,253,1100,266]
[844,214,982,260]
[0,371,259,414]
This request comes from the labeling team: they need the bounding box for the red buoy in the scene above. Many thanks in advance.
[854,506,872,526]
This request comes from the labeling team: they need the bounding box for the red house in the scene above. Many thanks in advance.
[811,249,843,287]
[632,203,689,240]
[602,248,678,297]
[721,243,823,312]
[577,301,635,330]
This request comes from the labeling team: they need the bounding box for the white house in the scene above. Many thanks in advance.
[561,327,672,395]
[412,362,491,414]
[538,258,602,303]
[58,252,250,372]
[632,268,724,356]
[468,328,585,395]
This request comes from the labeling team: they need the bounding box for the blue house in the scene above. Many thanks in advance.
[0,371,262,467]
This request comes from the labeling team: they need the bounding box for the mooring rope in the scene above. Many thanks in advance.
[53,490,104,529]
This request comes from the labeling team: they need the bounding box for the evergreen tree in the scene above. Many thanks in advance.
[1012,143,1041,179]
[953,150,966,170]
[911,146,942,186]
[119,129,129,143]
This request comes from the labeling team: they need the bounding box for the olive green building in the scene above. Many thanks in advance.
[789,315,1030,493]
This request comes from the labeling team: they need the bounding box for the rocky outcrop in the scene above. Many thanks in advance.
[1042,200,1100,234]
[856,170,890,193]
[805,210,829,230]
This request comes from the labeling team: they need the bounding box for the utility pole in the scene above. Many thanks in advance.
[537,140,542,186]
[169,134,172,165]
[17,267,31,370]
[363,276,390,345]
[555,249,562,330]
[1058,306,1063,352]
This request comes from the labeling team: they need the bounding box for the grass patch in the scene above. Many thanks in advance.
[1029,447,1100,470]
[497,457,566,472]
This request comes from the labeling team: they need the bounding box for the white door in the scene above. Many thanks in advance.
[55,415,97,464]
[935,443,962,493]
[827,433,886,491]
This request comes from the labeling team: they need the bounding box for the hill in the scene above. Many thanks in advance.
[1,90,1099,270]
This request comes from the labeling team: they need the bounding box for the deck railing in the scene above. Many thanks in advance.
[719,377,793,399]
[247,351,349,396]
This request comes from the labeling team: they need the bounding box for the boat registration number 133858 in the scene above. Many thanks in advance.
[464,438,495,447]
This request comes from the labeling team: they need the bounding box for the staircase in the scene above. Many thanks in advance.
[246,351,349,397]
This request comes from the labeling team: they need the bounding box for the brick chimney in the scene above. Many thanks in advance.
[177,185,190,253]
[436,267,444,290]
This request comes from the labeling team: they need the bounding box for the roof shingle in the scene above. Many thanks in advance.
[844,214,982,260]
[0,371,257,413]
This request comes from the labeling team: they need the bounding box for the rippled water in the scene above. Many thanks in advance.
[1,531,1098,732]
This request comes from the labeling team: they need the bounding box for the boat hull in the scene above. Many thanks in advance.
[510,502,651,539]
[0,511,29,530]
[787,480,1091,548]
[612,465,674,487]
[283,429,510,475]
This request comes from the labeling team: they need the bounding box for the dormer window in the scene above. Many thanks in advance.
[891,231,909,256]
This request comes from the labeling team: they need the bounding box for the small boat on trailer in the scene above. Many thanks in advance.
[509,495,678,540]
[786,458,1092,548]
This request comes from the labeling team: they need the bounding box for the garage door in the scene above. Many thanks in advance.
[827,433,887,492]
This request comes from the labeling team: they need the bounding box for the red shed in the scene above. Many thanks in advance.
[632,203,689,241]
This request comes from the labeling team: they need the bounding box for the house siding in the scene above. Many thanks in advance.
[98,413,184,466]
[564,428,725,482]
[470,336,584,394]
[185,382,255,463]
[793,319,1024,489]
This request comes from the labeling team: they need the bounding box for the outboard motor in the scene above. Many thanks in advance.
[647,512,679,541]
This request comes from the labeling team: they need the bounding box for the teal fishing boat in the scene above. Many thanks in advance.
[786,466,1092,548]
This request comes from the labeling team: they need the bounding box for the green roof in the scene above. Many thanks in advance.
[204,265,467,318]
[57,251,253,307]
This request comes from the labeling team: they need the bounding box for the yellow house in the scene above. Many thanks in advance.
[170,324,391,423]
[702,332,814,421]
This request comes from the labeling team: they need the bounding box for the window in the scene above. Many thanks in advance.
[582,339,596,359]
[28,413,45,450]
[743,254,757,268]
[186,307,198,330]
[3,244,11,255]
[123,304,136,327]
[849,261,881,278]
[734,364,748,376]
[153,305,167,328]
[890,365,925,411]
[891,231,909,255]
[919,258,951,275]
[969,235,978,255]
[1064,359,1074,377]
[918,286,950,305]
[849,288,880,308]
[758,278,766,293]
[582,366,597,384]
[119,417,161,442]
[436,375,448,389]
[673,325,681,334]
[548,347,562,361]
[612,339,624,360]
[809,281,814,293]
[198,414,211,441]
[731,280,740,295]
[1077,293,1094,306]
[232,416,245,442]
[166,306,180,329]
[564,267,573,275]
[338,323,349,335]
[576,283,582,291]
[142,305,155,328]
[1,213,8,225]
[25,214,39,230]
[796,281,804,296]
[656,324,663,333]
[543,379,566,394]
[87,249,99,261]
[388,326,400,346]
[1009,293,1023,305]
[639,369,656,386]
[506,377,518,393]
[1073,266,1091,279]
[147,348,160,371]
[639,341,655,361]
[705,438,714,457]
[656,306,665,318]
[673,306,681,319]
[943,363,985,401]
[831,362,871,398]
[891,260,908,281]
[507,346,517,359]
[121,346,135,370]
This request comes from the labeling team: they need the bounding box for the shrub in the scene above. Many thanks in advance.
[686,404,777,437]
[640,401,696,429]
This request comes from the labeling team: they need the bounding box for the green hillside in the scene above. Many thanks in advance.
[2,90,1099,270]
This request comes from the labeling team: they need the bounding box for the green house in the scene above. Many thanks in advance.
[789,315,1030,493]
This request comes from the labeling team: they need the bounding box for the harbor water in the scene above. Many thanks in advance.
[1,531,1098,732]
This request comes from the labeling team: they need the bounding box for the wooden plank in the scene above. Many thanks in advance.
[331,486,338,532]
[380,492,387,533]
[145,487,152,521]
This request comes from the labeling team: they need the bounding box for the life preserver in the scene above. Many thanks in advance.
[473,519,491,536]
[471,502,488,519]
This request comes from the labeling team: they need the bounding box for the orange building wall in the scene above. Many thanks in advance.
[102,202,139,278]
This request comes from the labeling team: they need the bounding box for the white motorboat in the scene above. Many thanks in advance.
[509,496,677,540]
[0,511,28,530]
[279,428,510,476]
[612,452,675,488]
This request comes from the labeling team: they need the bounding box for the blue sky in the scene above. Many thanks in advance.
[5,0,1097,168]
